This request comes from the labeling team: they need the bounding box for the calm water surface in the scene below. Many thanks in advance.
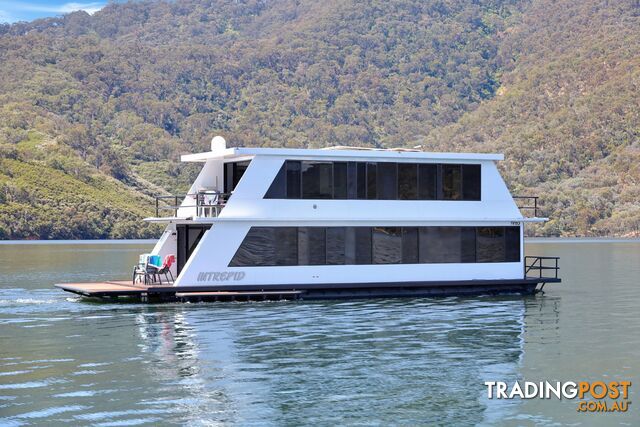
[0,240,638,426]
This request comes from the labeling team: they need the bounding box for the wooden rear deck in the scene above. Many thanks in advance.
[55,277,560,303]
[54,281,305,302]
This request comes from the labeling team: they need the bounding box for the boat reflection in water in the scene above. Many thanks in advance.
[133,295,560,425]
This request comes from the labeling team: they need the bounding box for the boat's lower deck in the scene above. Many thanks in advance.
[55,277,560,303]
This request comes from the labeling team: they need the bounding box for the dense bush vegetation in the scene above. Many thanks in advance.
[0,0,638,238]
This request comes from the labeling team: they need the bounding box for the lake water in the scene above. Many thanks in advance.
[0,240,638,426]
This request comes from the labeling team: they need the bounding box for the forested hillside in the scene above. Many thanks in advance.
[0,0,638,238]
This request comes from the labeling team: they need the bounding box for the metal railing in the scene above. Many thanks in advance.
[154,191,231,218]
[525,256,560,280]
[513,196,540,218]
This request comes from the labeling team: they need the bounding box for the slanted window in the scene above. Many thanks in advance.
[224,161,251,193]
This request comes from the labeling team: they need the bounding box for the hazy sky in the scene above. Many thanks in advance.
[0,1,106,23]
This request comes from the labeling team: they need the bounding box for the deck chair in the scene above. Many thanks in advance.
[147,254,176,284]
[132,254,166,285]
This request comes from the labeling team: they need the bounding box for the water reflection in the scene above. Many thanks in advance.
[132,298,529,425]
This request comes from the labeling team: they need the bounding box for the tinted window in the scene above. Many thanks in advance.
[230,226,519,267]
[461,227,476,263]
[377,162,398,200]
[298,227,326,265]
[402,227,419,263]
[326,227,346,264]
[476,227,505,263]
[264,162,286,198]
[367,163,377,199]
[302,161,332,199]
[462,164,481,201]
[266,161,481,201]
[286,161,301,199]
[357,163,367,199]
[333,162,347,199]
[419,227,463,263]
[229,227,275,266]
[505,227,520,262]
[355,227,372,264]
[347,162,358,199]
[373,227,401,264]
[418,164,437,200]
[398,163,418,200]
[274,227,298,265]
[442,165,462,200]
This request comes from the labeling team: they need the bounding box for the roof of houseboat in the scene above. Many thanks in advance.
[181,146,504,163]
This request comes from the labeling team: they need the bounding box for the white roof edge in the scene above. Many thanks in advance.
[181,147,503,162]
[144,217,533,223]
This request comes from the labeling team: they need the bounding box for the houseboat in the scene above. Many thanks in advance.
[56,136,560,301]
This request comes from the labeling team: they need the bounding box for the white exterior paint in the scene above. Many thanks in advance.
[145,143,538,288]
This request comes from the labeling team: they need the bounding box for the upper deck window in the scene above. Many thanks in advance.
[265,160,481,201]
[224,161,251,193]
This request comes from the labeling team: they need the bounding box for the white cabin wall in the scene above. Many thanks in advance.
[175,221,524,287]
[150,223,178,279]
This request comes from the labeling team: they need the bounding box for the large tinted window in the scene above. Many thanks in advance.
[476,227,505,263]
[287,161,302,198]
[377,163,398,200]
[418,164,437,200]
[372,227,401,264]
[398,164,418,200]
[442,165,462,200]
[355,227,372,264]
[402,227,419,263]
[326,227,346,264]
[367,163,377,199]
[334,162,348,199]
[302,162,332,199]
[347,162,358,199]
[419,227,463,263]
[356,163,367,199]
[462,165,481,201]
[505,227,520,262]
[265,160,481,201]
[229,227,275,267]
[298,227,326,265]
[230,226,519,266]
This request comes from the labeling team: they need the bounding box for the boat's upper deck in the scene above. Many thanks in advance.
[145,138,545,224]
